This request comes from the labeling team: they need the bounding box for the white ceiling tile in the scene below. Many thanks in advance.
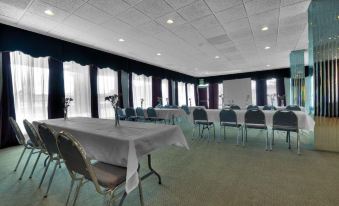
[177,0,212,21]
[216,4,247,24]
[0,1,26,20]
[19,11,58,33]
[281,0,309,7]
[63,15,96,32]
[164,0,195,9]
[74,3,111,24]
[88,0,129,16]
[191,15,225,38]
[279,0,310,19]
[40,0,85,13]
[244,0,280,16]
[0,0,31,10]
[205,0,242,13]
[116,7,151,26]
[137,20,168,35]
[28,0,70,22]
[135,0,173,18]
[101,18,134,33]
[156,11,186,28]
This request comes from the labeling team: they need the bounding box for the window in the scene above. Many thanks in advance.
[177,82,187,106]
[10,51,49,133]
[251,80,257,105]
[187,83,196,106]
[97,68,118,119]
[218,83,223,108]
[132,73,152,108]
[63,61,91,117]
[266,78,278,106]
[161,79,169,105]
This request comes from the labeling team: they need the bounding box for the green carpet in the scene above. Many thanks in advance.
[1,120,339,206]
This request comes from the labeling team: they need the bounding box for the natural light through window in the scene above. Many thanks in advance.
[177,82,187,106]
[251,80,256,105]
[187,83,196,106]
[161,79,169,105]
[132,73,152,108]
[218,83,223,108]
[266,78,278,106]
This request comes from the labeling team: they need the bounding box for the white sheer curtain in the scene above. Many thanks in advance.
[218,83,223,108]
[187,83,196,106]
[132,73,152,108]
[97,68,118,119]
[178,82,187,106]
[10,51,49,133]
[63,61,91,117]
[161,79,169,105]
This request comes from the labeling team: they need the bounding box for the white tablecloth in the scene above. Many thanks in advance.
[189,109,315,131]
[143,108,187,119]
[33,117,189,193]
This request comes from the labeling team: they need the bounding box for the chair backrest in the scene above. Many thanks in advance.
[230,105,241,110]
[247,105,259,110]
[37,123,59,156]
[245,109,265,125]
[286,105,301,111]
[181,105,190,115]
[125,108,136,118]
[9,117,26,145]
[117,108,124,116]
[263,105,276,110]
[56,131,101,192]
[192,108,208,122]
[135,107,144,117]
[147,107,157,118]
[23,119,43,148]
[219,109,237,124]
[273,110,298,129]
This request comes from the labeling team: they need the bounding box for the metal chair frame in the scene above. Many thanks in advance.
[125,108,139,121]
[56,131,144,206]
[219,109,243,144]
[192,109,215,141]
[244,110,269,150]
[146,107,166,124]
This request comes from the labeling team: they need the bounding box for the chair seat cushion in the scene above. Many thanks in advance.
[90,162,126,189]
[26,139,34,147]
[195,120,214,125]
[245,123,267,129]
[273,125,298,132]
[220,122,241,127]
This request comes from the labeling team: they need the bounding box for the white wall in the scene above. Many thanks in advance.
[223,78,252,107]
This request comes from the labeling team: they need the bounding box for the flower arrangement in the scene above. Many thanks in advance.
[105,94,119,126]
[267,94,277,107]
[140,98,144,108]
[64,97,73,120]
[189,98,192,106]
[166,98,169,105]
[277,94,286,106]
[157,97,162,105]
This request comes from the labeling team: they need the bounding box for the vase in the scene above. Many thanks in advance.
[114,107,120,127]
[64,108,68,120]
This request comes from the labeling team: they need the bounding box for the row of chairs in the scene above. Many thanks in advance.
[117,107,167,123]
[227,104,302,111]
[192,108,301,154]
[9,117,143,205]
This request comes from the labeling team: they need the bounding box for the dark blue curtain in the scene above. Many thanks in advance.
[208,83,219,109]
[194,84,198,106]
[117,70,123,108]
[185,83,188,106]
[174,81,178,106]
[276,78,286,106]
[256,79,267,106]
[152,77,162,107]
[0,52,18,148]
[90,65,98,118]
[48,57,65,119]
[128,73,133,108]
[168,80,173,105]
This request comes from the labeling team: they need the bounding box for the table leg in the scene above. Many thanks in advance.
[141,154,162,184]
[172,114,175,125]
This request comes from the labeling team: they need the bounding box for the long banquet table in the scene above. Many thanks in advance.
[143,108,187,119]
[189,109,315,131]
[33,117,189,193]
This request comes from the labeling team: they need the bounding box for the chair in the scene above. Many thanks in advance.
[181,105,190,115]
[56,131,144,206]
[247,105,259,110]
[192,108,215,141]
[125,108,138,121]
[146,107,166,123]
[219,109,242,144]
[272,110,300,154]
[117,108,126,120]
[263,105,276,110]
[37,123,63,197]
[286,105,301,111]
[9,117,40,180]
[244,109,269,150]
[230,105,241,110]
[135,107,146,121]
[23,119,48,179]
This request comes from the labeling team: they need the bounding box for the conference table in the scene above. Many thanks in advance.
[189,109,315,131]
[33,117,189,194]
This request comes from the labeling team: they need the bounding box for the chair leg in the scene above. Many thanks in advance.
[14,147,26,172]
[39,158,51,188]
[271,130,274,151]
[265,129,268,151]
[72,179,84,206]
[44,159,59,198]
[19,149,34,180]
[286,131,289,142]
[297,132,301,155]
[29,150,42,178]
[198,124,201,137]
[288,132,291,149]
[224,126,226,140]
[213,125,216,140]
[118,192,127,206]
[243,127,247,146]
[138,176,144,206]
[66,179,75,206]
[236,127,240,145]
[192,124,196,138]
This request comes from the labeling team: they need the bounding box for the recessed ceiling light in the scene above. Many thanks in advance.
[215,55,220,59]
[118,38,125,42]
[44,9,54,16]
[265,46,271,50]
[266,64,271,67]
[156,53,161,56]
[261,26,269,31]
[166,19,174,24]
